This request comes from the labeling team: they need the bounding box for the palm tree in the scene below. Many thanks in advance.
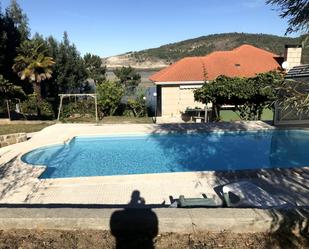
[13,40,55,116]
[13,40,55,100]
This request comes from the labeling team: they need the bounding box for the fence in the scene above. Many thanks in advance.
[274,102,309,125]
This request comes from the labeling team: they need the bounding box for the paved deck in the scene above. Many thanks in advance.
[0,121,308,207]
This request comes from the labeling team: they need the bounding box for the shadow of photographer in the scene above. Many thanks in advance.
[110,190,158,249]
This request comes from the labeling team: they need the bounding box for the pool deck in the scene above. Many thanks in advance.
[0,121,308,208]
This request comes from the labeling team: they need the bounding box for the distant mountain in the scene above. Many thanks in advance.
[103,33,309,69]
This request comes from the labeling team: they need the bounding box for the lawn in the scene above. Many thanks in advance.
[99,110,273,124]
[0,109,273,136]
[101,116,153,124]
[220,108,273,122]
[61,116,154,124]
[0,123,53,135]
[0,117,152,136]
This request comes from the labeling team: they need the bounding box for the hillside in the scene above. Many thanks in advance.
[103,33,309,69]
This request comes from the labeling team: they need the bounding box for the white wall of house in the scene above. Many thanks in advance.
[284,46,302,71]
[160,84,205,117]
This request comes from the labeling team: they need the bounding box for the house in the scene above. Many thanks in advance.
[285,64,309,79]
[149,44,302,119]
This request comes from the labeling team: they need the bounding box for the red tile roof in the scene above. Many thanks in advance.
[149,45,281,83]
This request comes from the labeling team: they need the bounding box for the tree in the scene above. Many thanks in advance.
[127,90,147,117]
[13,40,55,99]
[84,53,106,84]
[194,72,284,121]
[194,76,252,121]
[12,39,55,116]
[113,66,141,93]
[50,32,88,94]
[266,0,309,34]
[0,2,91,118]
[96,80,124,117]
[0,74,25,120]
[238,72,284,120]
[5,0,30,41]
[0,6,21,83]
[275,78,309,117]
[42,35,60,102]
[0,74,25,100]
[26,33,89,116]
[0,0,34,96]
[20,93,54,119]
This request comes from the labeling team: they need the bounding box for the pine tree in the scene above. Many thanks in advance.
[267,0,308,34]
[0,0,31,95]
[113,66,141,94]
[5,0,30,41]
[84,53,106,84]
[0,74,25,99]
[0,7,21,82]
[53,32,88,93]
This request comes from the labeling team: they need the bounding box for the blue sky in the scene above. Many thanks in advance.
[1,0,294,57]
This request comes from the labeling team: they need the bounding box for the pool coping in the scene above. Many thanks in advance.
[1,121,309,207]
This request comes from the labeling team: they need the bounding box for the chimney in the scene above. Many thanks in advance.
[284,45,302,71]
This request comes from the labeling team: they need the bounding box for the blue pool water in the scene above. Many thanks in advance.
[22,130,309,179]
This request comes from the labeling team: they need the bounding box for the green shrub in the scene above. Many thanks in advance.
[61,99,95,119]
[123,109,134,117]
[194,71,283,121]
[97,80,124,117]
[21,94,54,119]
[127,95,147,117]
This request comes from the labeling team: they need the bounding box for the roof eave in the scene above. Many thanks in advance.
[285,74,309,79]
[153,80,205,85]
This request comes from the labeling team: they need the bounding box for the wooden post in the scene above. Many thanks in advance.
[57,95,63,122]
[94,94,98,123]
[6,100,11,120]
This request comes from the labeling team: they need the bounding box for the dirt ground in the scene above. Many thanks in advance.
[0,230,308,249]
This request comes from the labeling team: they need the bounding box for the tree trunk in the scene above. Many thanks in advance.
[33,82,42,118]
[257,108,263,120]
[33,82,42,100]
[211,103,221,121]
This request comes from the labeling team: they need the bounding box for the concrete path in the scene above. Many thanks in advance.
[0,207,281,233]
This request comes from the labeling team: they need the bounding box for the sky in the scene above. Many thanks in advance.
[1,0,294,57]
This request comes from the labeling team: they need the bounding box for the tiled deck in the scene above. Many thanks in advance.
[0,121,308,207]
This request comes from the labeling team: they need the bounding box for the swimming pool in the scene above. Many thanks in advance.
[22,129,309,179]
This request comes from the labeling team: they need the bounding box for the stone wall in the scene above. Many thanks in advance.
[0,119,54,125]
[0,133,27,148]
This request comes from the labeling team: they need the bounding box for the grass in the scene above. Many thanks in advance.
[99,112,273,123]
[61,116,154,124]
[101,116,153,124]
[0,116,152,136]
[0,123,53,135]
[0,109,273,136]
[220,108,273,122]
